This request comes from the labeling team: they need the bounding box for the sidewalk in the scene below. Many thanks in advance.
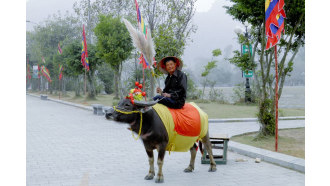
[27,95,304,185]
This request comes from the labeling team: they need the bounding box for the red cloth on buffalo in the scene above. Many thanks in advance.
[168,103,201,137]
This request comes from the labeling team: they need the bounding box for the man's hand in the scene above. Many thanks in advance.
[156,87,162,94]
[162,93,171,98]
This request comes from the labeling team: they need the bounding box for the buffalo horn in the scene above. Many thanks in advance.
[134,100,158,107]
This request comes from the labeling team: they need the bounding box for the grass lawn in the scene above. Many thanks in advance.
[28,90,305,119]
[231,128,305,159]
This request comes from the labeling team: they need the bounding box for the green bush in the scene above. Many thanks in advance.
[97,63,114,94]
[257,98,275,136]
[186,73,201,100]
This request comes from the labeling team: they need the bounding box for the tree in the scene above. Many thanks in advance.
[61,41,85,96]
[85,44,104,98]
[73,0,135,44]
[74,0,197,98]
[201,49,222,99]
[97,63,115,94]
[139,0,197,97]
[224,0,305,136]
[94,15,134,99]
[27,12,81,93]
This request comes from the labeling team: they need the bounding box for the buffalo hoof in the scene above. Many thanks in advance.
[144,173,154,180]
[184,166,194,173]
[155,175,164,183]
[208,166,217,172]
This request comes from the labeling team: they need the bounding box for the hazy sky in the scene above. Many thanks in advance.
[196,0,217,12]
[26,0,218,25]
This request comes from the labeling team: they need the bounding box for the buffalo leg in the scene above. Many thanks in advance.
[202,132,217,172]
[184,144,197,172]
[155,144,166,183]
[144,149,155,180]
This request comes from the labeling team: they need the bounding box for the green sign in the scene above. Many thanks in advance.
[243,70,253,78]
[242,44,252,56]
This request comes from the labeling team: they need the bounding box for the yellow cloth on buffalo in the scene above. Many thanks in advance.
[152,102,208,152]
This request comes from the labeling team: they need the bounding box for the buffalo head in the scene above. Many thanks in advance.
[105,98,157,123]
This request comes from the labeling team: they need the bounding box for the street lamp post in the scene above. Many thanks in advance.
[243,26,252,103]
[235,25,252,103]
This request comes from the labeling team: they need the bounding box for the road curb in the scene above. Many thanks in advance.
[229,141,305,173]
[27,93,93,111]
[209,116,305,123]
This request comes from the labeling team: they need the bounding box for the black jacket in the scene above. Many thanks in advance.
[163,70,187,108]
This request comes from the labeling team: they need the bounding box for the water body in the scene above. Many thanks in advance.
[198,86,305,109]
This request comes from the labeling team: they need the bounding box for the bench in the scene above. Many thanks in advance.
[91,104,104,115]
[40,95,48,100]
[201,134,230,165]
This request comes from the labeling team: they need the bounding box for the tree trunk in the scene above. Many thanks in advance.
[87,70,96,99]
[202,79,207,100]
[62,76,66,96]
[75,76,81,97]
[118,63,124,99]
[114,71,119,99]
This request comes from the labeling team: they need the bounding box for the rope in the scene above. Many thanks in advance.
[113,106,143,140]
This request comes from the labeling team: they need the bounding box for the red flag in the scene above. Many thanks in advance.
[59,64,63,80]
[81,25,89,71]
[265,0,286,50]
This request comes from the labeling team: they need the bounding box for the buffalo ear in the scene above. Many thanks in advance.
[134,100,158,107]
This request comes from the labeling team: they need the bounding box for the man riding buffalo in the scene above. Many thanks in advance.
[153,56,187,109]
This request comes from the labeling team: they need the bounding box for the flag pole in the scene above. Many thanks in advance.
[275,45,279,152]
[59,78,61,100]
[84,68,86,96]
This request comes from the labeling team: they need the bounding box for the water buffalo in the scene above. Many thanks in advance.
[105,98,216,183]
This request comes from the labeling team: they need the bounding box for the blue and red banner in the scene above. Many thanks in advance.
[41,66,52,82]
[265,0,286,50]
[81,25,89,71]
[135,0,147,37]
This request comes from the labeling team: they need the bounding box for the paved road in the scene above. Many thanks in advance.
[27,95,304,186]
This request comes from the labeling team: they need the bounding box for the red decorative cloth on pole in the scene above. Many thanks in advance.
[58,42,63,54]
[59,64,64,80]
[81,25,89,71]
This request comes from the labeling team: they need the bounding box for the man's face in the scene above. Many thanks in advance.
[165,60,176,75]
